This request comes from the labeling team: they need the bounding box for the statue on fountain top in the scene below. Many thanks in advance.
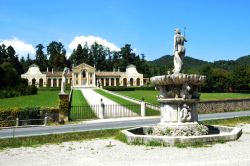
[172,28,187,74]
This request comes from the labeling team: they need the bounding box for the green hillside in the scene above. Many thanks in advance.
[148,54,250,75]
[148,55,210,74]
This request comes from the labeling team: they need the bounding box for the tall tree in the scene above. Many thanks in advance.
[6,46,23,74]
[47,41,67,70]
[119,44,136,71]
[35,44,47,71]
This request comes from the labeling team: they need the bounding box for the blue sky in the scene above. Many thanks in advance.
[0,0,250,62]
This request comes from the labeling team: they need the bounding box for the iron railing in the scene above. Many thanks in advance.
[70,104,140,120]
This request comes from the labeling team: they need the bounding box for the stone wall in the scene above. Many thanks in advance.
[198,98,250,114]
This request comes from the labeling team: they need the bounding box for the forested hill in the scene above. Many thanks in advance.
[148,55,250,75]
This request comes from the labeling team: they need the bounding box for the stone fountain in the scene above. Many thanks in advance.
[122,28,242,146]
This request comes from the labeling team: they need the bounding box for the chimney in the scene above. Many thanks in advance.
[47,67,49,73]
[113,68,115,72]
[52,68,54,74]
[118,67,120,72]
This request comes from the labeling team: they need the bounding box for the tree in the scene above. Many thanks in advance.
[35,44,47,71]
[0,44,7,63]
[47,41,67,70]
[0,62,19,87]
[5,46,23,75]
[119,44,136,71]
[231,65,250,90]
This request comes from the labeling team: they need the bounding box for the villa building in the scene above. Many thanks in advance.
[21,63,144,88]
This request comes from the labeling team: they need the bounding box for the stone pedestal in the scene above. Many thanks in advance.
[59,93,69,124]
[150,73,205,127]
[158,98,199,127]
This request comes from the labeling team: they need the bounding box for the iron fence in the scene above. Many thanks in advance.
[70,104,139,120]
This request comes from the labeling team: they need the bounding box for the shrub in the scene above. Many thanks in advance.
[104,86,135,91]
[0,85,38,99]
[0,107,59,127]
[104,86,155,91]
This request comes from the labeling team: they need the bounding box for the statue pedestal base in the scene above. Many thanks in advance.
[59,93,69,124]
[158,98,199,126]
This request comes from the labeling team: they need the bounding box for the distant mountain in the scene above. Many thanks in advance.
[148,55,210,74]
[235,55,250,65]
[148,54,250,75]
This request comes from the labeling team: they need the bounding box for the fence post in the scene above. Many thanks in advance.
[44,113,48,126]
[16,117,19,127]
[141,98,146,117]
[100,98,104,119]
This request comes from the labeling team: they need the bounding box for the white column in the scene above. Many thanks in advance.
[79,72,82,86]
[51,79,53,87]
[93,72,96,86]
[72,73,74,86]
[44,80,46,87]
[104,78,106,86]
[114,77,116,86]
[36,79,39,87]
[109,78,111,86]
[56,79,59,87]
[86,71,89,86]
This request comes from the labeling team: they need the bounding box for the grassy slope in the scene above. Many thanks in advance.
[115,90,250,105]
[70,90,97,120]
[0,129,120,150]
[115,90,159,105]
[95,89,160,116]
[0,90,60,108]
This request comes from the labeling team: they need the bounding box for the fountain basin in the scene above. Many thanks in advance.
[150,73,206,85]
[122,125,242,146]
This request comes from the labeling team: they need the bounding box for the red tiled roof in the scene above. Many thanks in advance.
[95,71,123,77]
[42,71,72,77]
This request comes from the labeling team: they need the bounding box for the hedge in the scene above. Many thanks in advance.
[0,85,37,99]
[103,86,155,91]
[0,107,59,127]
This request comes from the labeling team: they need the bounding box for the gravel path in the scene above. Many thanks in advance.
[1,124,250,166]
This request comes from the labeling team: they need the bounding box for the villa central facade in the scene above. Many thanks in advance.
[21,63,144,88]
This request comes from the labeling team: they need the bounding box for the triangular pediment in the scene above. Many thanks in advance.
[73,63,96,72]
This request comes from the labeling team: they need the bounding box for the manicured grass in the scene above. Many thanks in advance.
[69,90,97,120]
[115,90,250,105]
[0,90,60,108]
[95,89,160,116]
[115,90,159,105]
[200,93,250,101]
[0,129,120,150]
[201,116,250,127]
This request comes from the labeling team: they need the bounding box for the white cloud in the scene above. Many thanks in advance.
[0,38,35,59]
[68,36,120,57]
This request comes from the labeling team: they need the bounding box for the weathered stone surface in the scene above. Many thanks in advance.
[198,98,250,114]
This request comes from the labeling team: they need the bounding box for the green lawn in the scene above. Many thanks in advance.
[95,89,160,116]
[115,90,159,105]
[0,90,60,108]
[114,90,250,105]
[69,90,97,120]
[200,93,250,100]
